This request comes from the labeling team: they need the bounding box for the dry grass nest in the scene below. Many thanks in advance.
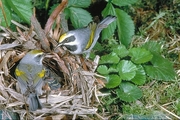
[0,19,106,119]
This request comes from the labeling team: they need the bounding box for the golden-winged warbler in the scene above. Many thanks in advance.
[15,50,45,111]
[57,16,116,58]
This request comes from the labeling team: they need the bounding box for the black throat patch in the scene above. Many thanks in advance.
[64,45,77,52]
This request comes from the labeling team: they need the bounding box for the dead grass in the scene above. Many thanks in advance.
[0,20,105,119]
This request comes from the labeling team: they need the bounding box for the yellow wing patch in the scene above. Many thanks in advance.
[33,69,45,84]
[38,69,46,78]
[85,22,97,50]
[15,68,25,76]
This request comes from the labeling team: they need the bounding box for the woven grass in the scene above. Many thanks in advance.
[0,19,105,119]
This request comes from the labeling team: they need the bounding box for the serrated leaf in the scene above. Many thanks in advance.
[105,75,121,88]
[144,54,176,81]
[100,52,120,64]
[67,0,91,8]
[112,0,138,7]
[129,47,153,64]
[102,3,117,40]
[131,65,146,85]
[116,82,142,102]
[7,0,32,24]
[111,44,129,58]
[117,60,137,80]
[115,9,135,47]
[102,3,116,16]
[0,0,11,27]
[93,42,104,51]
[108,64,118,73]
[97,65,109,75]
[68,7,92,28]
[142,41,162,54]
[12,13,23,23]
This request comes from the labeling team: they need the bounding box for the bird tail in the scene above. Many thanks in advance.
[98,16,117,29]
[83,16,116,57]
[28,93,42,111]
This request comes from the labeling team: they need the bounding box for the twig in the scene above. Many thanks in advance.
[44,0,68,34]
[156,104,180,119]
[11,20,29,31]
[31,16,51,52]
[0,0,9,27]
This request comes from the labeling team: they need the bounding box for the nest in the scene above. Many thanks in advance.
[0,16,105,119]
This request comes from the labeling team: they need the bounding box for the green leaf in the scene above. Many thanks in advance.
[102,3,117,40]
[100,52,120,64]
[12,12,23,23]
[144,54,176,81]
[131,65,146,85]
[117,60,137,80]
[64,8,70,19]
[142,41,162,54]
[93,42,104,51]
[116,82,143,102]
[108,64,118,73]
[97,65,109,75]
[7,0,32,24]
[102,3,116,16]
[111,44,129,58]
[112,0,138,7]
[67,0,91,8]
[129,47,153,64]
[68,7,92,28]
[0,0,11,27]
[115,9,135,47]
[105,75,121,88]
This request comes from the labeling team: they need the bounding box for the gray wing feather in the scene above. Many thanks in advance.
[84,16,116,53]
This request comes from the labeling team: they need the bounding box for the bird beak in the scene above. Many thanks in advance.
[54,43,62,51]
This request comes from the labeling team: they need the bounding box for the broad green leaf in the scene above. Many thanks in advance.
[0,0,11,27]
[111,44,129,58]
[108,64,118,73]
[97,65,109,75]
[100,52,120,64]
[129,47,153,64]
[102,3,116,16]
[105,75,121,88]
[12,13,23,23]
[67,0,91,8]
[117,60,137,80]
[7,0,32,24]
[142,41,162,54]
[64,8,70,19]
[102,3,117,40]
[144,54,176,81]
[68,7,92,28]
[131,65,146,85]
[93,42,104,51]
[112,0,138,7]
[115,9,135,47]
[116,82,143,102]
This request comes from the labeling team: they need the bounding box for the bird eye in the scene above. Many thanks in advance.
[36,54,43,59]
[34,54,44,63]
[62,35,75,43]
